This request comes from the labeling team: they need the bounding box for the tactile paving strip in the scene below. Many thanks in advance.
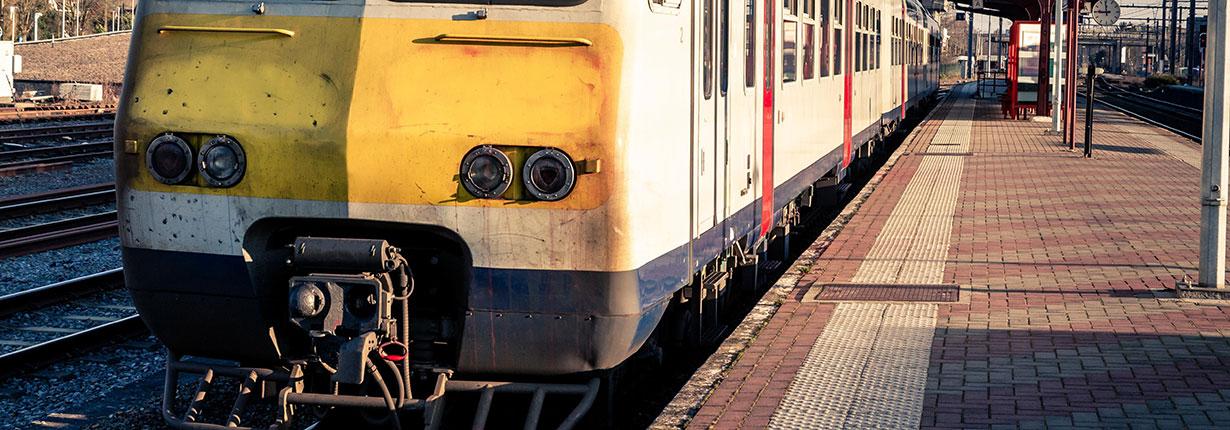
[769,87,976,429]
[850,92,973,285]
[767,303,939,429]
[808,283,959,302]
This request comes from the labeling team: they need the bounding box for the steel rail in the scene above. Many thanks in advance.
[0,183,116,219]
[0,268,124,318]
[0,120,114,143]
[1081,91,1203,142]
[0,212,119,258]
[1096,79,1204,116]
[0,150,112,170]
[0,314,145,378]
[0,141,113,162]
[0,269,142,378]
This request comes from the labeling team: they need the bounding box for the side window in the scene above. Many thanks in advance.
[820,0,830,77]
[856,2,865,72]
[783,0,799,82]
[875,10,880,69]
[803,0,816,80]
[834,0,843,75]
[704,0,713,99]
[745,0,756,88]
[895,18,905,66]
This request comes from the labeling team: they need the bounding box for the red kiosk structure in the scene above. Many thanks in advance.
[1004,20,1043,119]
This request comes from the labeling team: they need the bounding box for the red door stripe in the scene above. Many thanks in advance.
[761,0,776,236]
[842,0,853,168]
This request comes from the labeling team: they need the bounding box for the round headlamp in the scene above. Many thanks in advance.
[198,136,246,187]
[145,134,193,185]
[460,146,513,199]
[522,148,576,201]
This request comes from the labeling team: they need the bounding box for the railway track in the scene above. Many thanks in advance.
[0,269,145,378]
[0,211,119,258]
[0,183,116,219]
[0,120,114,144]
[0,105,115,122]
[0,120,117,173]
[1090,80,1203,141]
[0,184,120,257]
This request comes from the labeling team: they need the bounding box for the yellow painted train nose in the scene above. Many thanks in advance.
[120,14,621,210]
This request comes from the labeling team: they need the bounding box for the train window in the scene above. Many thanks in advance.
[704,0,713,100]
[721,0,730,95]
[856,33,863,72]
[875,10,880,70]
[834,28,843,74]
[819,0,830,77]
[800,0,815,80]
[803,23,815,79]
[833,0,842,75]
[865,32,871,70]
[853,2,860,73]
[783,20,798,82]
[745,0,755,88]
[895,18,905,66]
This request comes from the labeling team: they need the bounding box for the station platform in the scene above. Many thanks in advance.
[654,84,1230,429]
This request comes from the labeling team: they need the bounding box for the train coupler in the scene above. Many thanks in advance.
[159,354,452,430]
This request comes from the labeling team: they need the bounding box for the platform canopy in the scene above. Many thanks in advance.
[949,0,1046,21]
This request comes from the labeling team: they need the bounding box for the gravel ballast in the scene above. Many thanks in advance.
[0,158,115,199]
[0,237,121,296]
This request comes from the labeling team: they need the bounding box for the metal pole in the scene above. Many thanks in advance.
[32,12,39,41]
[1162,3,1168,70]
[1188,0,1197,82]
[1084,64,1094,158]
[1198,0,1228,289]
[1066,0,1081,150]
[998,17,1004,70]
[986,14,991,87]
[8,7,14,42]
[1147,20,1152,72]
[1171,0,1180,73]
[1053,0,1065,132]
[968,10,975,79]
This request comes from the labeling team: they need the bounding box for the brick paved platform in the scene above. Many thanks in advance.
[655,84,1230,429]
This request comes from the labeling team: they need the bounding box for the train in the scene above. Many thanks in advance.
[114,0,941,427]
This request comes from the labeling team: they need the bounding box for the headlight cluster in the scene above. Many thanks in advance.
[523,148,576,201]
[460,145,578,201]
[144,134,246,187]
[460,146,513,199]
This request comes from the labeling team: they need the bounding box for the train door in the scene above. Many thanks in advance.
[726,0,758,233]
[694,0,727,244]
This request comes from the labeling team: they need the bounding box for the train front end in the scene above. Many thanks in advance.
[114,0,662,425]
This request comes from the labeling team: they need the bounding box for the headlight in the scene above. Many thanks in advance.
[145,134,193,185]
[522,148,576,201]
[460,146,513,199]
[198,136,246,187]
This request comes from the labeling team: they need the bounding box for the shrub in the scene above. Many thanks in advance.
[1145,73,1180,88]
